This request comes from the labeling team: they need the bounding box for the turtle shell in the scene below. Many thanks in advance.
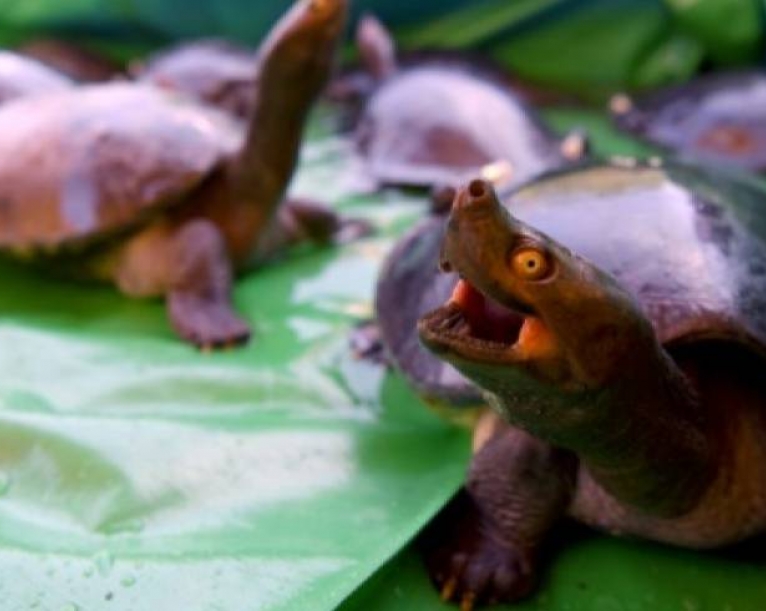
[376,160,766,406]
[135,41,256,118]
[355,63,567,189]
[612,71,766,172]
[0,82,239,254]
[0,51,73,104]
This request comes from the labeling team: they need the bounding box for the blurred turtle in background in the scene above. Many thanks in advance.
[132,39,256,119]
[331,14,587,195]
[611,71,766,172]
[17,38,123,82]
[0,0,367,349]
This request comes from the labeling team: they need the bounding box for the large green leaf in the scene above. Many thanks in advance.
[0,111,470,610]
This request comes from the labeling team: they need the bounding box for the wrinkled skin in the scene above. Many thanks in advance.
[611,71,766,172]
[402,165,766,608]
[0,0,366,349]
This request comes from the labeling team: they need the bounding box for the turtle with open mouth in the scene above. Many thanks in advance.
[611,71,766,172]
[376,162,766,608]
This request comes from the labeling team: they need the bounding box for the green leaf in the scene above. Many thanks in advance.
[0,110,470,610]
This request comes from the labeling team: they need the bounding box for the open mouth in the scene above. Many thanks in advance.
[419,277,530,358]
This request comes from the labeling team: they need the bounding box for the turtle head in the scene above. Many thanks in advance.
[258,0,347,82]
[418,179,658,426]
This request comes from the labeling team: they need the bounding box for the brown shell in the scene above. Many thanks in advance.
[0,51,73,105]
[0,82,240,252]
[355,64,567,188]
[612,71,766,172]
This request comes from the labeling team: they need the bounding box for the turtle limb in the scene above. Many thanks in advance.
[422,412,576,609]
[112,219,250,349]
[356,13,397,81]
[276,197,373,247]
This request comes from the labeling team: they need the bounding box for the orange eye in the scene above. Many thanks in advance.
[511,248,549,280]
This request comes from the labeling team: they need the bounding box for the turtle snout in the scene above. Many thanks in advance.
[452,179,496,212]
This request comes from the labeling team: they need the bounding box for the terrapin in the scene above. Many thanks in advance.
[0,0,360,349]
[337,14,587,191]
[611,71,766,172]
[373,161,766,607]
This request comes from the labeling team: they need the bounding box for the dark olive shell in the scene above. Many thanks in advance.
[612,71,766,172]
[135,40,256,118]
[376,160,766,406]
[0,51,73,104]
[355,63,569,189]
[0,83,239,253]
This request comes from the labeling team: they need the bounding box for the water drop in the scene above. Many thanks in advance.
[120,575,136,588]
[61,604,79,611]
[93,550,114,577]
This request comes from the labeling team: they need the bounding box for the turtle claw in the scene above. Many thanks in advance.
[168,293,252,350]
[421,492,537,607]
[349,320,391,365]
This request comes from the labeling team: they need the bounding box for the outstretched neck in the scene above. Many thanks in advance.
[227,0,344,235]
[570,348,716,516]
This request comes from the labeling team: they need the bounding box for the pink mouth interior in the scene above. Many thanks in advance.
[450,279,525,346]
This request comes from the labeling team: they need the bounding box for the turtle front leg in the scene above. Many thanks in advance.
[111,219,250,349]
[272,197,373,249]
[422,412,576,609]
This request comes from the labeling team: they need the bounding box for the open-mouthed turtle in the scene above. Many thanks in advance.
[0,50,73,104]
[0,0,361,349]
[133,40,256,118]
[410,164,766,608]
[611,71,766,172]
[336,14,587,192]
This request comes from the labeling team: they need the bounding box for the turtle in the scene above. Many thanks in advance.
[132,39,257,118]
[399,162,766,608]
[0,0,362,349]
[17,39,123,82]
[610,71,766,172]
[333,13,587,193]
[0,50,73,104]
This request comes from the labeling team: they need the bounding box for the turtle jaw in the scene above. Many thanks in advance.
[418,279,533,366]
[417,178,562,373]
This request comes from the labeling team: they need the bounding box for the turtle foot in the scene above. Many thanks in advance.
[349,320,390,365]
[420,491,537,609]
[168,293,251,350]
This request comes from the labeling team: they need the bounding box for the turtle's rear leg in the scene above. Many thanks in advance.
[421,412,576,609]
[111,219,250,349]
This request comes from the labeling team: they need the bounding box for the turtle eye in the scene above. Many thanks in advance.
[510,248,549,281]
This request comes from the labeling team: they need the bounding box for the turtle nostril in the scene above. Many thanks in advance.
[468,179,487,199]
